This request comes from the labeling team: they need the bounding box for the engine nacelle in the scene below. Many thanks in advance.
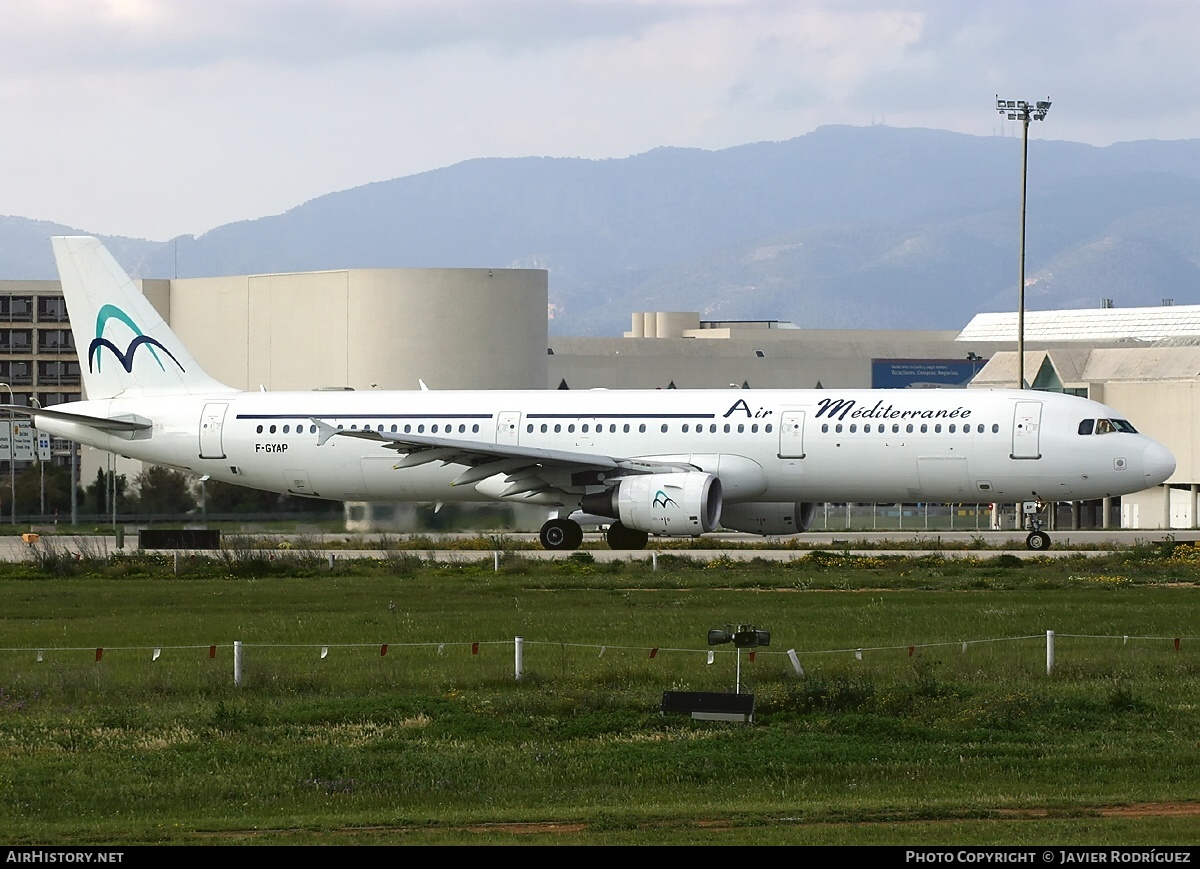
[581,472,722,536]
[720,501,816,536]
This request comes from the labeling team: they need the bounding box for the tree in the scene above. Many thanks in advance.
[131,465,197,515]
[84,467,128,516]
[6,462,81,518]
[204,479,339,515]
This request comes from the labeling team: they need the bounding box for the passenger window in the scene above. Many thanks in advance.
[582,424,589,433]
[661,424,669,433]
[724,424,731,433]
[609,424,616,433]
[283,425,290,434]
[948,424,956,433]
[526,424,533,433]
[568,424,575,433]
[639,424,646,433]
[892,424,899,433]
[404,424,411,433]
[849,424,857,433]
[554,424,561,433]
[270,425,277,434]
[992,424,999,433]
[417,424,424,433]
[256,425,263,434]
[920,424,927,433]
[864,424,871,433]
[390,425,397,432]
[906,424,913,433]
[710,424,717,433]
[540,424,548,433]
[737,424,744,433]
[765,424,772,433]
[472,424,479,433]
[683,424,690,433]
[751,424,758,433]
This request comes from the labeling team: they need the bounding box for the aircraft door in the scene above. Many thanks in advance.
[199,402,228,459]
[778,411,806,459]
[496,411,521,446]
[1011,401,1043,459]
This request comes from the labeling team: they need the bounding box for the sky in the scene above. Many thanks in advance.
[3,0,1199,241]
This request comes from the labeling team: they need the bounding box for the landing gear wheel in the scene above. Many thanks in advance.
[606,521,649,550]
[540,518,583,551]
[1025,530,1051,551]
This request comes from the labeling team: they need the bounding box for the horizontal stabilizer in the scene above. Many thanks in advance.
[1,404,152,432]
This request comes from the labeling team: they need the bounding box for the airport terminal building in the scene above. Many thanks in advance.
[0,267,1193,530]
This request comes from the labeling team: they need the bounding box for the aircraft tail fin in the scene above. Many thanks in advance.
[52,236,234,399]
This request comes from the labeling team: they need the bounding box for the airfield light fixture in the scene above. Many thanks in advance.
[995,95,1052,390]
[708,624,771,693]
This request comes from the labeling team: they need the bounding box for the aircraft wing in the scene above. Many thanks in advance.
[312,419,694,498]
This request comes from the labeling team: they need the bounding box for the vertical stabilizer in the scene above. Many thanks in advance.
[52,236,234,399]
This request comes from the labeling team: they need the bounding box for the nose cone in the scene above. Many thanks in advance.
[1144,441,1176,487]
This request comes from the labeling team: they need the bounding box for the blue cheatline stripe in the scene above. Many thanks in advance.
[236,413,493,420]
[526,412,716,419]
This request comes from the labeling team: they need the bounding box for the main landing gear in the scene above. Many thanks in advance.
[539,517,584,550]
[537,518,649,551]
[1023,499,1052,551]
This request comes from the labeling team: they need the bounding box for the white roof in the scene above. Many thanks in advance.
[957,305,1200,343]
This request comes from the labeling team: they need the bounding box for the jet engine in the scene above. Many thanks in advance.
[719,501,817,536]
[581,472,722,536]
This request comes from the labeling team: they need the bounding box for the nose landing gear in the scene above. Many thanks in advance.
[1023,498,1052,550]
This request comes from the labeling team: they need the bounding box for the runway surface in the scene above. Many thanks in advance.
[2,528,1195,563]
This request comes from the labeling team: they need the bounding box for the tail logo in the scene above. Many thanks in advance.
[89,304,185,374]
[653,490,677,509]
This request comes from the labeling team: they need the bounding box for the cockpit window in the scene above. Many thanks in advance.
[1083,418,1139,435]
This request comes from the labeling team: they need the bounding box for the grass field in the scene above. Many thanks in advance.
[0,541,1198,845]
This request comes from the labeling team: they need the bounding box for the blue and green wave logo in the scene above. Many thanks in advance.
[88,304,185,374]
[652,490,677,509]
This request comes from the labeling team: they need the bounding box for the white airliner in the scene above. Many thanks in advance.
[16,236,1176,551]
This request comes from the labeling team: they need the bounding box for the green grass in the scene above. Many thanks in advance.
[0,547,1197,845]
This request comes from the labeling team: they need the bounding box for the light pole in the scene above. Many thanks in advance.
[996,96,1051,390]
[0,382,13,523]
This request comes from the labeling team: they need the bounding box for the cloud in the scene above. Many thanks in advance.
[4,1,1200,238]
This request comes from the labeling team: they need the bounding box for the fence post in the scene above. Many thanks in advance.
[173,551,179,575]
[652,551,658,572]
[494,551,500,572]
[234,640,243,687]
[514,636,524,681]
[1046,630,1055,675]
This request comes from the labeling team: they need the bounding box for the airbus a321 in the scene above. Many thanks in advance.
[16,236,1176,551]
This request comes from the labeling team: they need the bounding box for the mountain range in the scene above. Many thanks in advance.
[5,124,1200,336]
